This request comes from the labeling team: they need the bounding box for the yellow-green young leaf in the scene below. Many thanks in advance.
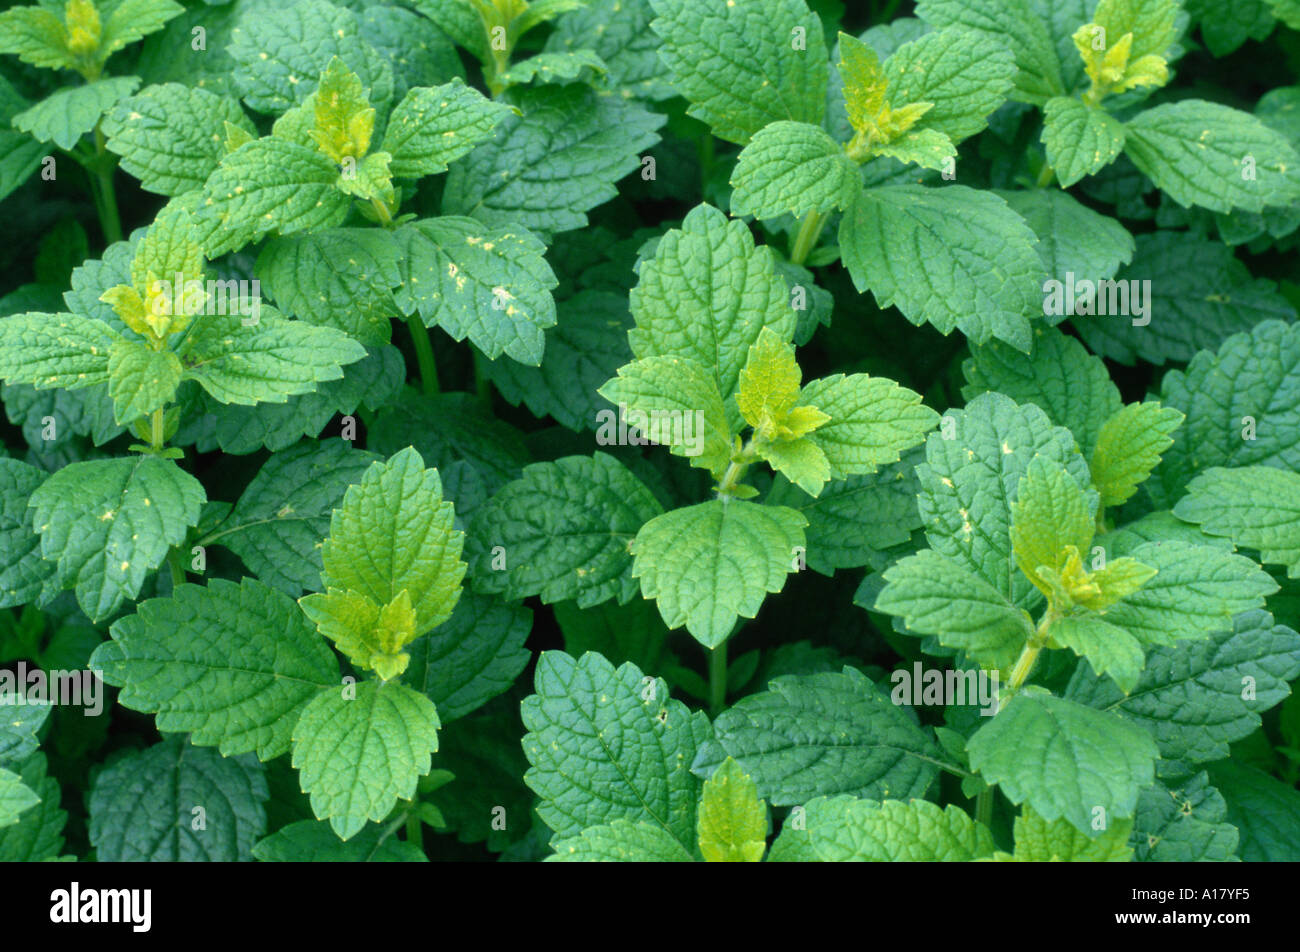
[839,31,888,131]
[758,437,832,498]
[1074,0,1179,100]
[311,447,466,647]
[336,150,394,204]
[598,356,734,479]
[736,326,828,441]
[1005,806,1134,861]
[0,6,74,71]
[697,757,767,862]
[106,338,182,424]
[1081,556,1157,611]
[309,57,375,164]
[66,0,100,61]
[1090,402,1184,508]
[1009,457,1097,597]
[299,588,418,682]
[1047,613,1146,694]
[873,127,957,172]
[98,0,184,63]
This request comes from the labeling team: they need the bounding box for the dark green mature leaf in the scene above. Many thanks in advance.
[1065,609,1300,763]
[1131,771,1240,862]
[28,456,205,622]
[1042,98,1127,188]
[253,819,427,861]
[0,459,55,609]
[840,185,1043,351]
[1153,320,1300,504]
[1175,467,1300,577]
[968,688,1158,833]
[468,453,663,608]
[0,753,65,861]
[88,736,268,861]
[96,578,341,760]
[522,650,711,848]
[694,668,943,805]
[405,591,531,723]
[1207,761,1300,861]
[649,0,828,144]
[545,0,674,101]
[443,84,664,238]
[0,700,51,764]
[13,77,142,151]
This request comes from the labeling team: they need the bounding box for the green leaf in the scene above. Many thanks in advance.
[521,650,711,848]
[967,687,1158,833]
[697,757,768,862]
[631,499,807,647]
[1090,401,1184,508]
[917,392,1091,609]
[227,0,392,115]
[999,191,1135,325]
[442,84,664,238]
[648,0,828,145]
[393,217,559,365]
[13,77,141,151]
[498,49,608,88]
[1131,771,1239,862]
[1065,609,1300,763]
[1153,321,1300,504]
[545,0,674,101]
[404,590,531,723]
[0,6,74,71]
[1009,457,1097,595]
[730,121,861,221]
[253,819,427,862]
[1005,806,1134,861]
[598,356,734,478]
[0,459,56,609]
[107,338,182,423]
[212,439,380,595]
[840,185,1043,352]
[1103,541,1277,647]
[0,312,119,391]
[199,137,351,256]
[0,753,65,860]
[963,327,1123,458]
[548,819,695,861]
[1042,97,1127,187]
[382,80,512,179]
[770,797,996,862]
[914,0,1065,104]
[884,28,1017,144]
[876,549,1035,671]
[1124,100,1300,213]
[629,204,795,401]
[485,290,633,432]
[1047,614,1146,694]
[800,372,938,480]
[103,83,256,196]
[291,679,440,841]
[694,668,942,804]
[305,447,465,673]
[257,228,400,348]
[1175,467,1300,578]
[88,735,267,860]
[766,457,923,575]
[468,453,662,608]
[1207,761,1300,861]
[0,699,51,763]
[182,310,367,406]
[0,768,40,830]
[96,577,340,760]
[28,456,204,621]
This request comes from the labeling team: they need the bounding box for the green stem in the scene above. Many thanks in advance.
[370,196,394,227]
[406,315,440,395]
[149,407,165,452]
[405,809,422,846]
[975,788,993,828]
[92,125,122,245]
[789,209,828,267]
[1035,160,1056,189]
[167,548,185,588]
[709,641,728,717]
[715,439,758,499]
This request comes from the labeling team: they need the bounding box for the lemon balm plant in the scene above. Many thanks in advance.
[0,0,1298,864]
